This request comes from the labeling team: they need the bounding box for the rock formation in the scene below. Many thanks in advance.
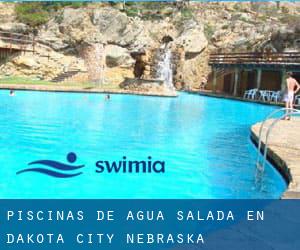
[0,2,299,90]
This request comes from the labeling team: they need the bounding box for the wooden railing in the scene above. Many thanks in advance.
[209,52,300,65]
[0,30,35,52]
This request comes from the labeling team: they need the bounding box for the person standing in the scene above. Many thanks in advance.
[284,72,300,120]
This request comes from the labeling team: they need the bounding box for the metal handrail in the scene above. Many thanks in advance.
[256,108,300,171]
[261,110,300,170]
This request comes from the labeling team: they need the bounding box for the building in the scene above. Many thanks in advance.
[207,52,300,97]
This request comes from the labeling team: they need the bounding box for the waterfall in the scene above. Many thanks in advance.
[81,43,105,85]
[94,43,106,85]
[157,46,175,91]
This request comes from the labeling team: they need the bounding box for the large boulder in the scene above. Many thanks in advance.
[58,8,100,44]
[0,22,29,33]
[120,20,156,50]
[269,25,300,52]
[37,29,69,51]
[105,45,134,68]
[60,8,91,28]
[92,8,129,43]
[12,56,39,69]
[176,20,208,54]
[181,50,210,89]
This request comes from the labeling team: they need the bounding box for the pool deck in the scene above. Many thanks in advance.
[0,84,178,97]
[251,118,300,199]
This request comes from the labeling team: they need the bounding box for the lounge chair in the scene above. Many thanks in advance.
[243,88,258,99]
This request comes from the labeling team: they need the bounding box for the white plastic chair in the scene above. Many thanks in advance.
[243,88,258,99]
[259,90,269,101]
[243,90,251,99]
[270,91,281,103]
[295,95,300,105]
[249,88,258,99]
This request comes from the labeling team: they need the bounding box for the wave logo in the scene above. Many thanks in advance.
[16,152,85,178]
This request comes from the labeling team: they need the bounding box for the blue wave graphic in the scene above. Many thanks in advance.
[16,168,82,178]
[17,153,85,178]
[28,160,84,171]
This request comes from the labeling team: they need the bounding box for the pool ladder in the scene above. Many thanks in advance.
[255,108,300,184]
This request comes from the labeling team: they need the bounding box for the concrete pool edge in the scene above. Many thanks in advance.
[251,120,300,199]
[185,90,285,107]
[0,84,178,98]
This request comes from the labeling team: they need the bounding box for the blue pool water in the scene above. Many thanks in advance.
[0,90,286,198]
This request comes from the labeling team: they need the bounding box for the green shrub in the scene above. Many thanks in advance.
[124,8,140,18]
[41,2,87,11]
[15,3,50,27]
[204,24,215,40]
[180,8,193,19]
[15,2,88,27]
[233,3,244,12]
[281,6,289,14]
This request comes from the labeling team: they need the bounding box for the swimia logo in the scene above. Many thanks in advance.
[16,153,85,178]
[16,153,165,178]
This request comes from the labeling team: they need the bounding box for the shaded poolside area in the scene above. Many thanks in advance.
[187,89,288,107]
[208,52,300,98]
[251,118,300,199]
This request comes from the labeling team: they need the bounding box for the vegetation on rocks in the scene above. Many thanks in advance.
[15,3,50,27]
[204,24,215,41]
[15,2,87,27]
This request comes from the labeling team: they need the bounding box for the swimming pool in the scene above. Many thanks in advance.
[0,90,286,198]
